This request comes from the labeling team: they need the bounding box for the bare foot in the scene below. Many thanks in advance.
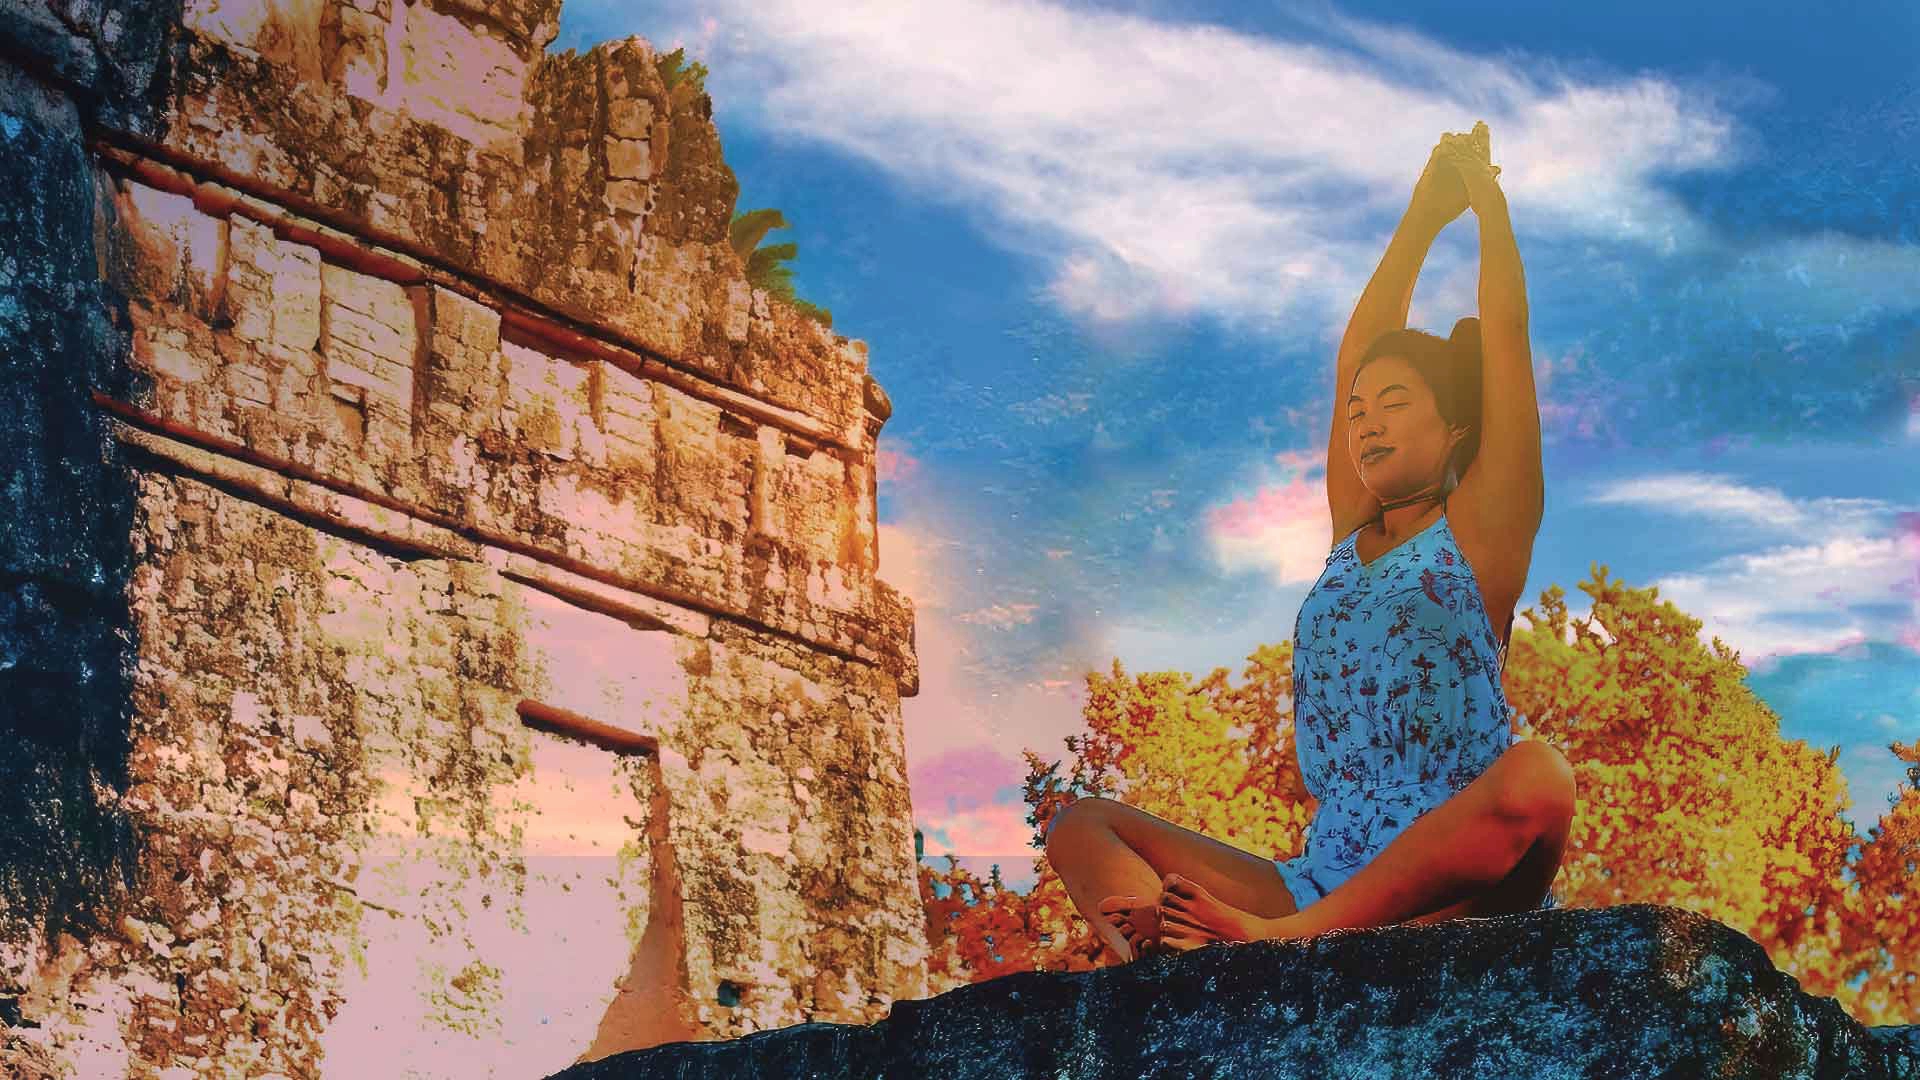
[1097,894,1162,959]
[1159,874,1327,950]
[1154,874,1264,952]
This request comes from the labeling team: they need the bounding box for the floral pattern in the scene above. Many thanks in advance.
[1274,508,1558,912]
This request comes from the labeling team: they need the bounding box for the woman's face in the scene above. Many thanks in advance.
[1346,355,1466,497]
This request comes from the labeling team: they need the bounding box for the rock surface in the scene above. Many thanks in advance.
[550,905,1920,1080]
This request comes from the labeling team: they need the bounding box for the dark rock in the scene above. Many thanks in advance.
[0,0,182,131]
[0,53,152,946]
[548,905,1920,1080]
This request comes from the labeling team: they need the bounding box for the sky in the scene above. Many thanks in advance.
[552,0,1920,891]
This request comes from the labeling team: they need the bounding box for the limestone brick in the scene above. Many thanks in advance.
[5,2,925,1074]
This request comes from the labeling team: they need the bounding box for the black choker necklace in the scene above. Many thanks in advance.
[1379,491,1442,511]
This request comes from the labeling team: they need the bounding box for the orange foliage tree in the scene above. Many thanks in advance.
[916,566,1920,1024]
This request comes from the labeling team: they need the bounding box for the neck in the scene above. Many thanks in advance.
[1376,481,1446,535]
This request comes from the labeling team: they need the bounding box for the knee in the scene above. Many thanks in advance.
[1497,740,1576,828]
[1043,796,1119,857]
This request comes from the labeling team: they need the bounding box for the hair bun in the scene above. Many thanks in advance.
[1449,316,1481,350]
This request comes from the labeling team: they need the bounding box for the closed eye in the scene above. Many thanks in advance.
[1348,403,1408,421]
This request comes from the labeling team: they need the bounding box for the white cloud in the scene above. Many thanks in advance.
[1586,472,1893,534]
[1008,391,1093,425]
[1573,473,1920,667]
[957,602,1041,629]
[610,0,1900,341]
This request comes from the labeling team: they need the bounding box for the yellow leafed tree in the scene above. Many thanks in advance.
[917,566,1919,1025]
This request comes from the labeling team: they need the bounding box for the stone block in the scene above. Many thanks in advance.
[608,96,653,139]
[606,179,651,216]
[606,136,651,180]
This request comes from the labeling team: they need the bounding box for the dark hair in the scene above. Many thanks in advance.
[1352,316,1483,486]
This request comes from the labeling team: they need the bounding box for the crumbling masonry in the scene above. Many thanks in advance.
[0,1,928,1075]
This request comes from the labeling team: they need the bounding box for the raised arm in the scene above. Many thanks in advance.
[1325,137,1473,546]
[1444,126,1544,537]
[1434,126,1543,653]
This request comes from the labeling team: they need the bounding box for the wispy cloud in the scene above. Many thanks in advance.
[1586,472,1892,534]
[957,602,1041,629]
[879,519,1091,855]
[1008,391,1094,425]
[1579,475,1920,666]
[876,437,922,485]
[608,0,1920,357]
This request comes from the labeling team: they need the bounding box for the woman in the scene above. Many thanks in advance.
[1044,123,1576,960]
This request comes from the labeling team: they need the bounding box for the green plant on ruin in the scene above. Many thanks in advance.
[729,208,835,329]
[655,46,709,114]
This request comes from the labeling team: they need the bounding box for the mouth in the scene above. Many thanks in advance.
[1361,446,1395,465]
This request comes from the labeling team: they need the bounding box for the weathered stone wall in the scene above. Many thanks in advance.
[0,0,927,1076]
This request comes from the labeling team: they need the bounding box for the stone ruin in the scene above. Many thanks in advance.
[0,0,929,1075]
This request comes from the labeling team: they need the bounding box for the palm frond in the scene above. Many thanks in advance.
[729,208,788,262]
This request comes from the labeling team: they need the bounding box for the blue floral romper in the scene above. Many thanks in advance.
[1275,500,1557,912]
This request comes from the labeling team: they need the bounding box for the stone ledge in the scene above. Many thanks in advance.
[549,905,1920,1080]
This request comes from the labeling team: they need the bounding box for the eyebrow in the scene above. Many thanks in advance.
[1348,383,1410,407]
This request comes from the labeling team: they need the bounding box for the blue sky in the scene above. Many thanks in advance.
[553,1,1920,888]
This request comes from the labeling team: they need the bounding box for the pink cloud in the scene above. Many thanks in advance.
[876,443,921,485]
[876,521,952,610]
[917,804,1044,857]
[880,517,1094,842]
[1205,472,1321,539]
[1201,455,1331,586]
[910,745,1027,818]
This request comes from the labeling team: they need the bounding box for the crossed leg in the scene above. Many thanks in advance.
[1279,738,1575,937]
[1043,795,1299,962]
[1043,739,1576,958]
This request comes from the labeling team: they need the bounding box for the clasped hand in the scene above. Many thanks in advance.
[1410,120,1504,227]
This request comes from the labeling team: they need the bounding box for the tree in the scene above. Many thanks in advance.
[919,566,1918,1026]
[922,646,1314,981]
[1837,739,1920,1023]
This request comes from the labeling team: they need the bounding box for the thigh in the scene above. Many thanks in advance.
[1064,798,1300,919]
